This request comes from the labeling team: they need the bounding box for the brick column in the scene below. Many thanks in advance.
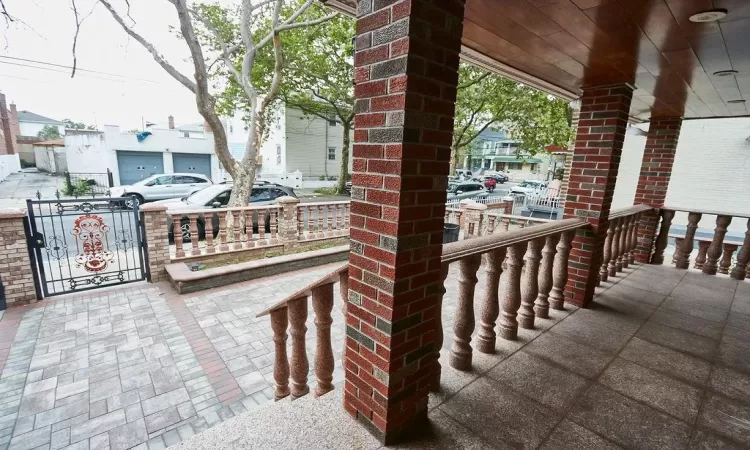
[346,0,464,444]
[141,204,170,282]
[277,196,301,251]
[563,84,633,307]
[0,210,37,305]
[632,117,682,263]
[559,99,581,203]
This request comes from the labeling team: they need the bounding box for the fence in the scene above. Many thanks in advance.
[63,170,115,196]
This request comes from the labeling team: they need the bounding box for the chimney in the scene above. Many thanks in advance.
[9,103,19,138]
[168,115,175,130]
[203,119,212,132]
[0,94,14,155]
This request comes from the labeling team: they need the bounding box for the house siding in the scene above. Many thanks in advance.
[613,117,750,236]
[283,108,352,178]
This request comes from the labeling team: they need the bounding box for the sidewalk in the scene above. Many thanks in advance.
[0,170,64,209]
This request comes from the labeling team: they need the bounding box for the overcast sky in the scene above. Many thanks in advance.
[1,0,219,129]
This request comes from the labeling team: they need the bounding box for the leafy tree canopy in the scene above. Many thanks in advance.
[37,125,61,140]
[62,118,96,130]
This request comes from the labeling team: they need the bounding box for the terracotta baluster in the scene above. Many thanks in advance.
[232,212,243,250]
[326,205,334,236]
[344,203,350,229]
[501,217,510,231]
[205,213,215,254]
[245,210,257,248]
[270,210,279,243]
[476,248,506,354]
[694,241,710,269]
[173,214,185,258]
[308,206,316,238]
[499,243,525,340]
[449,254,481,371]
[600,218,615,282]
[218,211,229,252]
[608,218,621,277]
[629,213,640,264]
[720,244,738,275]
[535,234,559,319]
[519,239,543,329]
[703,215,732,275]
[487,215,496,234]
[297,207,305,239]
[616,216,627,272]
[270,309,290,400]
[549,231,574,310]
[651,209,674,264]
[188,215,200,256]
[622,215,632,269]
[673,238,684,264]
[258,210,267,246]
[288,297,309,398]
[731,219,750,280]
[431,263,449,391]
[312,283,334,397]
[676,212,701,269]
[339,270,349,317]
[317,205,325,237]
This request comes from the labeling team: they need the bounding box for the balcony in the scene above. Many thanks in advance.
[175,212,750,448]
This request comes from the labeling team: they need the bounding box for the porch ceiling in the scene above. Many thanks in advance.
[462,0,750,121]
[332,0,750,122]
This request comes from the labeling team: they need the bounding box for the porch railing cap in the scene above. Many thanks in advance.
[256,263,348,317]
[0,209,26,219]
[661,206,750,219]
[140,203,168,212]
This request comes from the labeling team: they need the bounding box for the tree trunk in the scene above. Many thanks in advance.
[229,168,254,207]
[449,147,460,175]
[335,123,351,195]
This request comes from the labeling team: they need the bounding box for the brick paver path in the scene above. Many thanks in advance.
[0,262,356,450]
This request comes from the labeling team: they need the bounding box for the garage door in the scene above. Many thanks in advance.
[173,153,211,179]
[117,151,164,186]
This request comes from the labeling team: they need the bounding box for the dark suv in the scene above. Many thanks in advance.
[156,183,296,242]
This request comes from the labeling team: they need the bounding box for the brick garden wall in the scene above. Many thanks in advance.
[141,204,171,283]
[0,210,37,306]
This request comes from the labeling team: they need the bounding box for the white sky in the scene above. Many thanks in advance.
[0,0,221,130]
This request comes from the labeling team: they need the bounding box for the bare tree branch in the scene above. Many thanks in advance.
[70,0,80,77]
[98,0,198,93]
[276,13,337,32]
[0,0,13,24]
[457,71,489,90]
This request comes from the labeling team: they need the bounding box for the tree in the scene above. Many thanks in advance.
[278,13,354,194]
[37,125,61,140]
[450,64,572,174]
[62,118,96,130]
[93,0,335,207]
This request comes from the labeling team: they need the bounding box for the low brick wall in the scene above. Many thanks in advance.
[0,210,37,306]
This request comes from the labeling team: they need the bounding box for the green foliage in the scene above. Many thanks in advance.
[37,125,61,140]
[555,167,565,180]
[62,119,96,130]
[20,160,35,169]
[313,187,337,195]
[62,179,93,196]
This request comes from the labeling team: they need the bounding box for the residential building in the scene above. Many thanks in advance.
[464,128,560,180]
[63,121,219,186]
[32,139,66,173]
[16,110,65,138]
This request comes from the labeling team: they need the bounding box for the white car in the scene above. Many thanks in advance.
[510,180,548,195]
[110,173,213,206]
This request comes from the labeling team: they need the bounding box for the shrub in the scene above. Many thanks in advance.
[318,174,326,181]
[313,187,337,196]
[62,179,94,196]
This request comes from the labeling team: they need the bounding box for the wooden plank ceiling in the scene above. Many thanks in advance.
[462,0,750,120]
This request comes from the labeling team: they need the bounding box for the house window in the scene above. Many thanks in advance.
[327,147,336,160]
[328,113,337,127]
[529,163,537,172]
[183,131,189,138]
[276,144,281,155]
[507,162,523,170]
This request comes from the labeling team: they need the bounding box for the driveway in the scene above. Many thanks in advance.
[0,171,64,209]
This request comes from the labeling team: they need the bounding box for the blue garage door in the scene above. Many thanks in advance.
[117,151,164,186]
[173,153,211,179]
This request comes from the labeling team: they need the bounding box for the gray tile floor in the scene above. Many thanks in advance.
[174,263,750,450]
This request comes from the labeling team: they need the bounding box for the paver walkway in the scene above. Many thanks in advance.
[0,262,354,450]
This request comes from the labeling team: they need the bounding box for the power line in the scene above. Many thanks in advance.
[0,60,127,83]
[0,55,162,84]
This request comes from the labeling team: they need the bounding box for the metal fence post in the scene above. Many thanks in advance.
[107,169,114,187]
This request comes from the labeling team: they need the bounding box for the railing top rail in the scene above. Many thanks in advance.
[485,212,551,223]
[256,263,348,317]
[661,206,750,219]
[167,204,282,215]
[441,218,588,264]
[609,204,652,219]
[297,201,351,207]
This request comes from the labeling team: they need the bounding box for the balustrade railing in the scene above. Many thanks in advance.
[445,206,550,239]
[297,202,350,241]
[654,207,750,280]
[598,205,651,284]
[255,264,349,400]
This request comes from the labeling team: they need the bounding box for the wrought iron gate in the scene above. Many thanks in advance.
[25,196,149,297]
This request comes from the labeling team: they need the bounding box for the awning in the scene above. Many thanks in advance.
[489,155,543,164]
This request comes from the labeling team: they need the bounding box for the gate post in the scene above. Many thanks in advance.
[0,209,37,306]
[141,204,171,282]
[107,169,114,188]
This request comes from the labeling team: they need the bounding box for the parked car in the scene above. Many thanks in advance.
[510,180,548,195]
[486,172,509,183]
[454,169,473,180]
[156,183,297,242]
[110,173,213,207]
[446,181,488,201]
[345,181,352,195]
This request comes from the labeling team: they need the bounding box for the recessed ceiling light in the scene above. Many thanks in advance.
[728,99,746,104]
[689,9,728,22]
[713,70,738,76]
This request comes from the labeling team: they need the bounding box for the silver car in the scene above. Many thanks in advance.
[446,181,488,201]
[110,173,213,206]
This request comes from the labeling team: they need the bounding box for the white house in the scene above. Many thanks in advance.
[16,110,66,138]
[64,123,220,186]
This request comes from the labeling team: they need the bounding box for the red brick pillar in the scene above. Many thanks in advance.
[632,117,682,263]
[346,0,465,444]
[563,84,633,307]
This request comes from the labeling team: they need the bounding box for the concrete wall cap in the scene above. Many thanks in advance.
[140,203,169,212]
[0,209,27,219]
[466,203,488,211]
